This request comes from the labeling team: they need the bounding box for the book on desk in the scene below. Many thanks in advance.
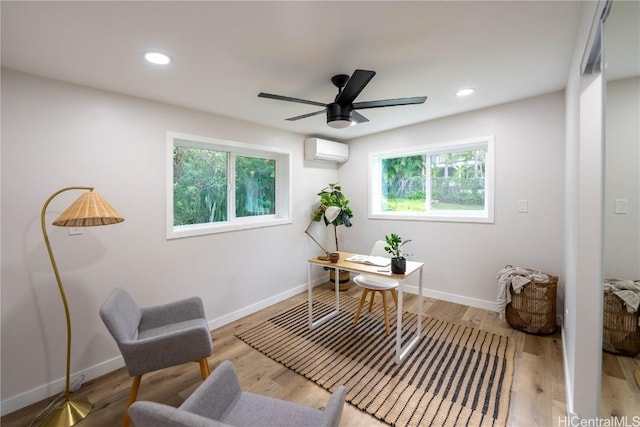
[345,255,391,267]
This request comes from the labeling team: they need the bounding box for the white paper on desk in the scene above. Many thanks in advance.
[345,255,391,267]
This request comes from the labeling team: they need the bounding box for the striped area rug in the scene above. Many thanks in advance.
[236,290,514,427]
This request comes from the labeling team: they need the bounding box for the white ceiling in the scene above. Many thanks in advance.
[0,1,608,141]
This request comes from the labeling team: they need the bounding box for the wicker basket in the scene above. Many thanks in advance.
[505,269,558,335]
[602,283,640,356]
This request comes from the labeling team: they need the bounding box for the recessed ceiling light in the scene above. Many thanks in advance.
[144,51,171,65]
[456,88,475,97]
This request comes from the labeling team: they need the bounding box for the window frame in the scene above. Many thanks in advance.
[167,131,291,239]
[369,136,494,223]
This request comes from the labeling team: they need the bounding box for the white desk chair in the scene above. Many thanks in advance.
[352,240,399,335]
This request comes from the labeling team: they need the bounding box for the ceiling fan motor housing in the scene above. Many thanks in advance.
[326,103,352,123]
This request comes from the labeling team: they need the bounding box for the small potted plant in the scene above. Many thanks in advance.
[384,233,412,274]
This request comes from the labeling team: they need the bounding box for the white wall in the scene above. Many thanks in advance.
[0,69,339,413]
[604,76,640,279]
[339,91,565,310]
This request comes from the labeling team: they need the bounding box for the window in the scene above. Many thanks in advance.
[370,136,494,223]
[167,132,291,239]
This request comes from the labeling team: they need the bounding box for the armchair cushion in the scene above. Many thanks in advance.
[99,287,142,343]
[221,392,327,427]
[180,359,242,420]
[127,401,227,427]
[139,296,207,331]
[120,319,212,376]
[129,361,346,427]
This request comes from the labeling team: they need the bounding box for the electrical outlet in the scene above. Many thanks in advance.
[70,374,84,392]
[69,227,83,236]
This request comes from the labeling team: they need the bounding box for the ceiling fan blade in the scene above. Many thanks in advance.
[285,109,326,121]
[335,70,376,106]
[353,96,427,110]
[352,111,369,124]
[258,92,327,108]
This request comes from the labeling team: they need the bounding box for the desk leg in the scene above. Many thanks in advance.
[395,280,404,362]
[417,267,423,334]
[308,263,340,329]
[395,267,424,363]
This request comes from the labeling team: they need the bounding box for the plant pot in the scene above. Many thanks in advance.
[329,269,351,291]
[391,257,406,274]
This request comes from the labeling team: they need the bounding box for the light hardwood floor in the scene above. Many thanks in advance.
[3,284,639,426]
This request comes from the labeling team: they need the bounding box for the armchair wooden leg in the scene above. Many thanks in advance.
[123,374,142,427]
[353,289,369,324]
[199,358,210,380]
[391,289,399,306]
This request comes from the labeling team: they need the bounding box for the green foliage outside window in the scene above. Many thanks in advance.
[173,146,227,226]
[173,147,277,226]
[381,148,486,212]
[235,156,276,217]
[430,150,485,210]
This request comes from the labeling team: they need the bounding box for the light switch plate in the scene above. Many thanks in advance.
[517,200,528,213]
[614,199,628,214]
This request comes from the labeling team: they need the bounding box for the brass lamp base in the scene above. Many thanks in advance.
[40,399,92,427]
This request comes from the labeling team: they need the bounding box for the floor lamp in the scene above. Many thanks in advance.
[40,187,124,427]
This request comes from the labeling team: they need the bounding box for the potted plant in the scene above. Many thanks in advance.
[384,233,412,274]
[311,183,354,289]
[311,183,353,250]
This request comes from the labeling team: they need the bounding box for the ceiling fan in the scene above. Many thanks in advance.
[258,69,427,129]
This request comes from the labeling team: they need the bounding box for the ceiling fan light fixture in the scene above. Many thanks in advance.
[326,103,353,129]
[327,119,352,129]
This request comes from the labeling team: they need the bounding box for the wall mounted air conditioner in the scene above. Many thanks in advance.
[304,138,349,163]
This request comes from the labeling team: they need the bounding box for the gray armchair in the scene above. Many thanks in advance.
[100,287,213,427]
[128,360,347,427]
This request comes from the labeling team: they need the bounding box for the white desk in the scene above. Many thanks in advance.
[307,251,424,364]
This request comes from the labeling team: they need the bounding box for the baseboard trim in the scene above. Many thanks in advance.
[1,276,496,415]
[207,282,312,330]
[0,356,125,416]
[401,284,500,312]
[561,322,577,418]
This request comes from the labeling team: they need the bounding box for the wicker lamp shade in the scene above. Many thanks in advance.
[52,191,124,227]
